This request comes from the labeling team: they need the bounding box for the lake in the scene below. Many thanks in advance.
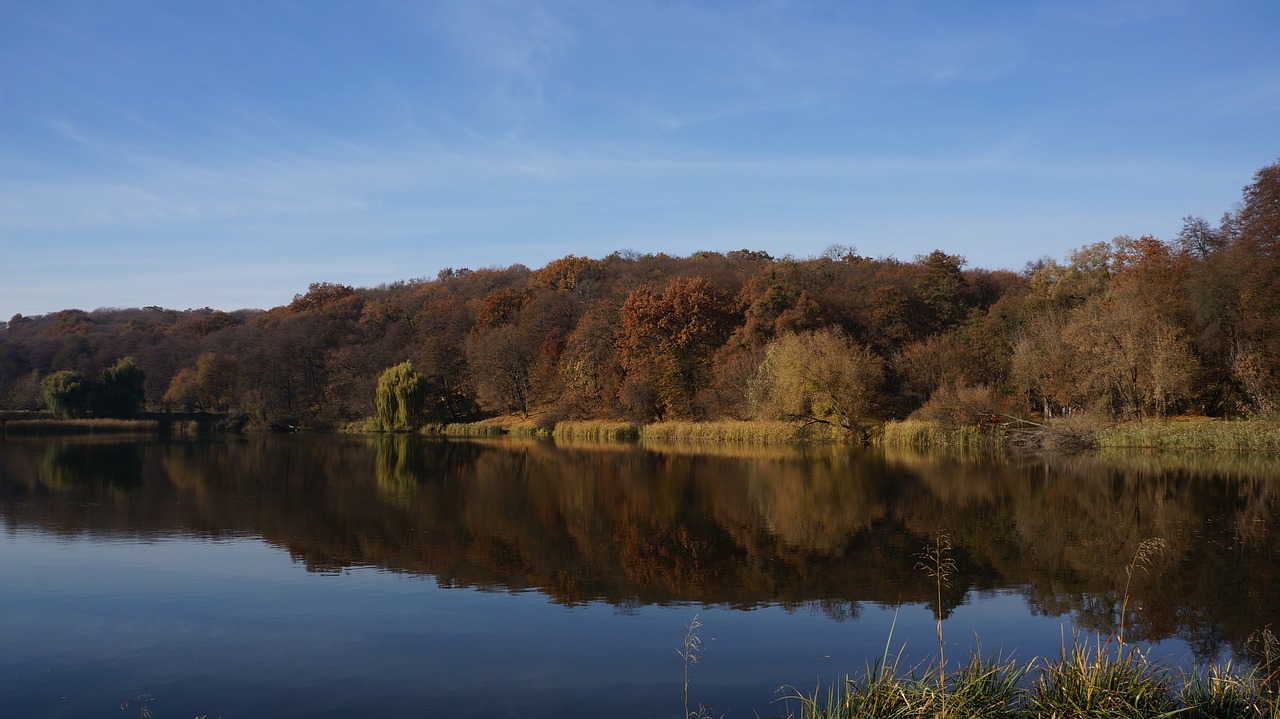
[2,434,1277,718]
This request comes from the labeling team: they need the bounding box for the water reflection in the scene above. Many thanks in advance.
[2,435,1278,661]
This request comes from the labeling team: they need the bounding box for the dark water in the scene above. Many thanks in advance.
[2,435,1279,718]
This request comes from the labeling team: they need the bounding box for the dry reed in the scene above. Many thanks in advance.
[1098,419,1280,452]
[4,418,160,435]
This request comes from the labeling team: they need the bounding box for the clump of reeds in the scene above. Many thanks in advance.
[641,420,819,445]
[506,422,552,438]
[1180,660,1269,719]
[1098,418,1280,452]
[779,633,1280,719]
[429,422,505,436]
[779,652,1024,719]
[552,420,640,443]
[1028,637,1175,718]
[878,420,1002,449]
[4,418,160,435]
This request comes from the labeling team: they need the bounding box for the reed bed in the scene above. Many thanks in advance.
[3,418,160,435]
[878,420,1005,449]
[506,422,553,439]
[1098,418,1280,452]
[640,420,843,445]
[551,420,640,442]
[428,422,506,437]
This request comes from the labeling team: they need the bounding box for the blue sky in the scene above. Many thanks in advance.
[2,0,1277,316]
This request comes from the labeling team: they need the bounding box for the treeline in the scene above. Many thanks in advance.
[2,159,1278,430]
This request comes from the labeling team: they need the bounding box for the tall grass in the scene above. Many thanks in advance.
[1028,638,1175,718]
[771,536,1277,719]
[427,422,505,437]
[552,420,640,442]
[641,420,844,445]
[778,652,1025,719]
[777,633,1277,719]
[878,420,1004,449]
[3,418,160,435]
[506,422,552,439]
[1098,418,1280,452]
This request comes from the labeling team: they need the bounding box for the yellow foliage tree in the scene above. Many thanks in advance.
[749,328,884,438]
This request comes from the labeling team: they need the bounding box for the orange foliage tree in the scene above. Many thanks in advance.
[615,277,736,420]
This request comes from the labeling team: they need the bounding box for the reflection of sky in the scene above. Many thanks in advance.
[0,529,1189,719]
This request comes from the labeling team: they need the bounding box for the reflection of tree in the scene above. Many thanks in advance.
[40,440,146,491]
[374,434,426,507]
[3,437,1280,658]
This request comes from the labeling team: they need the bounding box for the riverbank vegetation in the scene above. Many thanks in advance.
[2,418,160,435]
[3,160,1279,444]
[769,535,1280,719]
[664,532,1280,719]
[773,634,1280,719]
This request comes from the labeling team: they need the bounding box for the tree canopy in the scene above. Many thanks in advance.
[4,159,1279,430]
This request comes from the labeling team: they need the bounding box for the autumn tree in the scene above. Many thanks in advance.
[163,353,238,412]
[897,333,982,406]
[373,361,428,431]
[288,282,356,312]
[615,277,736,420]
[4,370,43,410]
[749,328,884,438]
[1109,234,1189,324]
[1010,309,1082,417]
[466,325,536,416]
[1024,242,1112,313]
[530,255,601,296]
[557,301,625,418]
[866,284,917,348]
[913,250,972,332]
[734,282,823,347]
[412,293,476,422]
[1177,215,1227,259]
[1061,295,1198,419]
[1230,159,1280,412]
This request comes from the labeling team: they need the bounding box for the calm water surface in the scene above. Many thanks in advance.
[2,435,1278,718]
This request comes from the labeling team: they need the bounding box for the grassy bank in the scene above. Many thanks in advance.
[3,418,160,435]
[1099,418,1280,452]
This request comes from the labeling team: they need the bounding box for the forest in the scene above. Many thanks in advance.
[2,159,1277,434]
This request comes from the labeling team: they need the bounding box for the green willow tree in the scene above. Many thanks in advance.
[41,370,88,419]
[374,361,428,431]
[92,357,147,417]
